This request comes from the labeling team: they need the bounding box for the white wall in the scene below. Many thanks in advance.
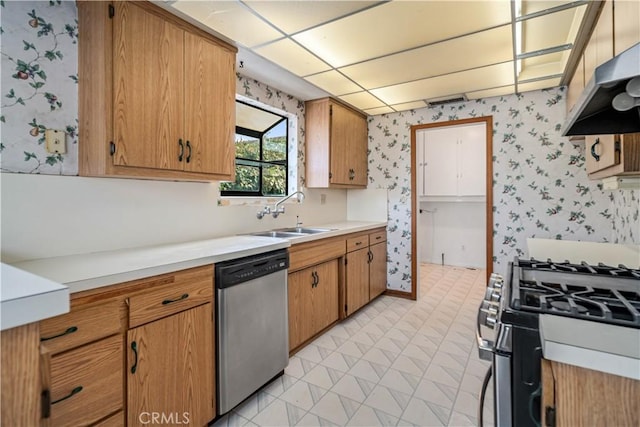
[0,173,346,263]
[418,201,486,268]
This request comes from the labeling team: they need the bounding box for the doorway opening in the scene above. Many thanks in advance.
[410,117,493,299]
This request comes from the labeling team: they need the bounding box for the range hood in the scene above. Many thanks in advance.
[562,43,640,136]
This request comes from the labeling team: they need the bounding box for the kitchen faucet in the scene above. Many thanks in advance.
[256,191,305,219]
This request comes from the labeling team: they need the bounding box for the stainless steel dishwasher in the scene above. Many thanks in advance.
[215,249,289,415]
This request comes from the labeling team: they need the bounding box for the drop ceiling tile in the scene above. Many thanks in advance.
[521,6,586,53]
[519,52,565,81]
[518,77,561,93]
[391,101,428,111]
[254,39,331,77]
[465,85,515,100]
[338,92,385,110]
[245,1,381,34]
[304,71,362,96]
[364,106,395,116]
[293,1,511,67]
[170,1,282,48]
[371,62,515,105]
[340,25,513,89]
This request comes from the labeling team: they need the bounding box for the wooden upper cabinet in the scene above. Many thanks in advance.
[183,32,235,176]
[613,0,640,55]
[306,98,368,188]
[113,2,184,172]
[78,1,237,181]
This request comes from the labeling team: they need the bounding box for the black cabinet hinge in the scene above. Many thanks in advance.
[545,406,556,427]
[344,304,347,313]
[41,389,51,419]
[108,4,115,18]
[329,105,333,116]
[344,257,347,265]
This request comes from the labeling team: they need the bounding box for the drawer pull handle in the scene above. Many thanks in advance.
[131,341,138,374]
[41,326,78,342]
[590,138,601,161]
[186,140,192,163]
[178,139,184,162]
[162,293,189,305]
[52,386,83,405]
[355,242,362,246]
[368,250,373,263]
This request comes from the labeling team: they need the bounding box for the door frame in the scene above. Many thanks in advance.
[409,116,494,300]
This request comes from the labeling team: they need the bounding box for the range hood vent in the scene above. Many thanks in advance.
[562,43,640,136]
[426,95,468,108]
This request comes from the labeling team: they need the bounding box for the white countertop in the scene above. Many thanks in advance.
[1,263,69,331]
[540,314,640,380]
[11,221,386,295]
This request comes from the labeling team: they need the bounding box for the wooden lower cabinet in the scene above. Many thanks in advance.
[541,359,640,426]
[127,303,215,427]
[288,259,339,351]
[345,247,370,316]
[369,241,387,300]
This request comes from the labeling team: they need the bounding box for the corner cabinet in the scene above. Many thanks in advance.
[305,98,368,188]
[78,1,236,181]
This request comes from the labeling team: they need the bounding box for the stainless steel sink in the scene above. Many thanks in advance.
[276,227,333,234]
[249,231,305,238]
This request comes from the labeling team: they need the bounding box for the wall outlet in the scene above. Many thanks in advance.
[45,129,66,154]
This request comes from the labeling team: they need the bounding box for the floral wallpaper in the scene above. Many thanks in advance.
[611,190,639,244]
[368,88,621,291]
[0,0,78,174]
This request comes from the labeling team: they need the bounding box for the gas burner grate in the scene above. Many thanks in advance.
[515,279,640,328]
[519,258,640,279]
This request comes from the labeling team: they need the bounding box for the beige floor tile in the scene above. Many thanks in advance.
[363,384,411,418]
[347,404,399,426]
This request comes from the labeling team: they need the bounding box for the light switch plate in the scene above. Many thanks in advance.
[45,129,66,154]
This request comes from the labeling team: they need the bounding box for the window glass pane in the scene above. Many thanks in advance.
[263,120,287,162]
[262,164,286,196]
[235,133,259,160]
[220,165,259,192]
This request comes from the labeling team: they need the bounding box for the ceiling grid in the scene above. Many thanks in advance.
[166,0,598,115]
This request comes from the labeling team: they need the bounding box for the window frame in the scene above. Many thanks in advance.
[221,100,289,197]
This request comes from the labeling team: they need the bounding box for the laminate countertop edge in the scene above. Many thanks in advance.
[10,221,387,295]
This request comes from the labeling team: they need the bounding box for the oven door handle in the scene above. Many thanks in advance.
[476,302,494,361]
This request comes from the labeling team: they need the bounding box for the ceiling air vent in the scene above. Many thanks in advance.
[425,94,468,108]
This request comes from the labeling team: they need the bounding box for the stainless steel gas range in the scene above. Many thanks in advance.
[476,258,640,427]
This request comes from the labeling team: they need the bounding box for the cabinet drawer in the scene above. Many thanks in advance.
[48,335,123,427]
[369,229,387,244]
[289,238,345,272]
[346,235,369,253]
[128,266,213,328]
[40,300,121,355]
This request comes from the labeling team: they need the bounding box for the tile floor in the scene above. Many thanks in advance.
[213,264,494,427]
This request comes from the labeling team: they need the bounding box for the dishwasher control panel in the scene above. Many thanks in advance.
[215,249,289,288]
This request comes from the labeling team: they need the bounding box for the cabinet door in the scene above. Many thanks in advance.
[329,102,355,185]
[113,2,184,171]
[458,123,486,196]
[184,33,235,177]
[312,259,339,333]
[288,268,314,351]
[585,134,619,174]
[422,127,458,196]
[369,242,387,301]
[128,303,214,427]
[350,112,368,187]
[614,0,640,55]
[346,248,370,316]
